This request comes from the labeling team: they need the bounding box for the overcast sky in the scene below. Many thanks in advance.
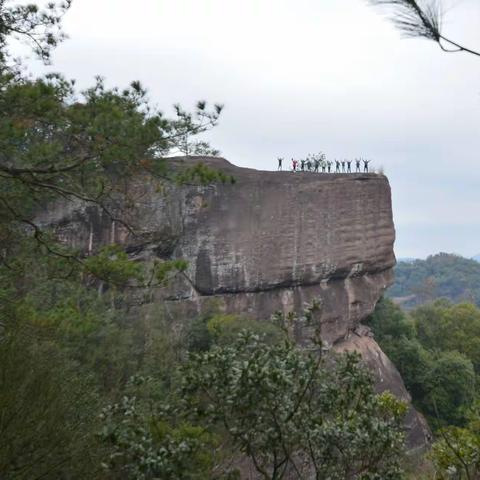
[22,0,480,259]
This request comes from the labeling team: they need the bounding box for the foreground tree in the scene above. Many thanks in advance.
[430,402,480,479]
[0,0,72,65]
[0,319,101,479]
[180,331,407,480]
[0,2,228,477]
[0,0,230,292]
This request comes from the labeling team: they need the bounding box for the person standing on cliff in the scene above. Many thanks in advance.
[356,158,361,172]
[314,157,319,172]
[292,158,297,172]
[341,160,346,172]
[301,159,305,171]
[278,157,283,171]
[327,160,332,173]
[335,160,340,173]
[363,159,371,172]
[319,153,326,173]
[347,160,352,173]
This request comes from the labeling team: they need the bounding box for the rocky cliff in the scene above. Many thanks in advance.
[36,156,430,449]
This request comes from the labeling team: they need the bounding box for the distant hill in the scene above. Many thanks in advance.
[396,257,418,264]
[388,253,480,308]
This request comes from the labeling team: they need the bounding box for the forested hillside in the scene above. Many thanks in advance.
[3,1,480,478]
[0,2,408,479]
[366,297,480,477]
[388,253,480,308]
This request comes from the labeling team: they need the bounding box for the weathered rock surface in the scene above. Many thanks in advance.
[335,326,431,450]
[36,156,429,448]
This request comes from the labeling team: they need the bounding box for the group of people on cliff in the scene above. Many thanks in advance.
[276,154,372,173]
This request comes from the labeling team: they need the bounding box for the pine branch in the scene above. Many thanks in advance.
[368,0,480,57]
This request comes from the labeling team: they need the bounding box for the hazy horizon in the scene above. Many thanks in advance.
[15,0,480,259]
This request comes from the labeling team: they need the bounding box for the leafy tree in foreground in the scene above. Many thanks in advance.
[0,1,229,477]
[431,426,480,480]
[100,387,220,480]
[430,402,480,479]
[0,322,101,479]
[0,0,229,292]
[180,331,407,480]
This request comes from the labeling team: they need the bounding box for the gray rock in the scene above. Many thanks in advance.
[335,327,431,451]
[36,156,430,449]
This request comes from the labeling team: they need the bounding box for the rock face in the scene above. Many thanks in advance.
[36,156,429,448]
[335,326,431,450]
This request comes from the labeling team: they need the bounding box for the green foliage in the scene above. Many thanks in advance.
[181,331,407,479]
[430,427,480,479]
[175,162,235,185]
[0,4,412,479]
[413,301,480,374]
[84,244,143,286]
[154,258,188,285]
[368,294,416,340]
[99,386,218,480]
[186,312,285,353]
[388,253,480,308]
[367,298,480,429]
[0,0,71,65]
[429,400,480,478]
[386,337,432,401]
[421,351,476,428]
[170,102,224,156]
[0,322,102,479]
[206,313,284,346]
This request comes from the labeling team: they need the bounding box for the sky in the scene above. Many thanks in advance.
[18,0,480,259]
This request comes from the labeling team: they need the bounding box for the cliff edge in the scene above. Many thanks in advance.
[37,156,430,448]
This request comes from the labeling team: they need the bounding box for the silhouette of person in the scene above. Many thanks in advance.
[314,158,319,172]
[327,161,332,173]
[356,159,361,172]
[322,161,326,173]
[292,158,297,172]
[301,159,305,171]
[335,160,340,173]
[278,157,283,171]
[347,160,352,173]
[307,160,312,172]
[341,160,346,172]
[363,159,371,172]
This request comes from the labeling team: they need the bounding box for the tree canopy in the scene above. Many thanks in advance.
[388,253,480,308]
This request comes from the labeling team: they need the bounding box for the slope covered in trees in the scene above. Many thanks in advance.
[0,2,411,479]
[388,253,480,308]
[366,298,480,477]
